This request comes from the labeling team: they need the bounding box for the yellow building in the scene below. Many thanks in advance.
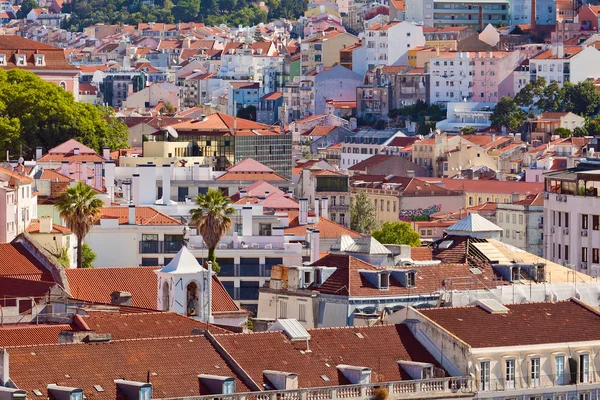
[300,30,358,74]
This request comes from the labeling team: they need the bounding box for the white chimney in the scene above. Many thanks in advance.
[299,198,308,226]
[265,191,270,197]
[123,181,131,204]
[61,161,69,176]
[138,164,156,205]
[128,205,136,225]
[558,43,564,58]
[320,197,329,220]
[239,190,247,198]
[551,44,557,57]
[86,175,93,186]
[311,229,320,263]
[35,147,43,161]
[132,174,140,206]
[73,147,80,155]
[93,162,103,191]
[193,162,200,181]
[205,263,213,323]
[0,349,8,385]
[162,164,171,205]
[39,216,53,233]
[242,206,253,236]
[314,197,320,219]
[286,190,293,198]
[104,161,115,202]
[102,147,110,160]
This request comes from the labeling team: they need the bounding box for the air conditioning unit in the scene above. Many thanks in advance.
[556,194,562,201]
[581,262,588,269]
[582,229,588,237]
[563,228,569,235]
[542,192,549,200]
[561,195,568,202]
[551,227,555,234]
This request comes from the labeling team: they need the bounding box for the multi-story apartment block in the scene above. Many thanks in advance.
[300,30,358,74]
[100,72,146,108]
[527,112,585,145]
[341,129,401,168]
[297,168,351,227]
[496,193,544,255]
[0,167,37,241]
[432,0,510,27]
[430,50,522,104]
[530,44,600,87]
[405,0,435,27]
[543,158,600,277]
[360,22,426,72]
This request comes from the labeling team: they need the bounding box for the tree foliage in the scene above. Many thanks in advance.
[17,0,38,18]
[515,77,600,116]
[190,189,235,273]
[372,222,421,247]
[490,97,526,131]
[81,243,97,268]
[55,181,104,269]
[554,127,572,138]
[0,69,127,158]
[236,105,257,121]
[350,190,378,234]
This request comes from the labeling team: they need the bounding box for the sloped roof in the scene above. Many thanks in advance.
[284,213,361,239]
[47,139,96,155]
[158,246,206,274]
[344,235,391,254]
[446,214,502,233]
[0,324,72,347]
[0,243,55,282]
[26,220,71,234]
[227,158,273,173]
[96,207,182,226]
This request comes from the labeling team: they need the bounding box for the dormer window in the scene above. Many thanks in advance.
[379,273,389,290]
[16,54,26,66]
[304,270,311,286]
[0,54,5,66]
[314,269,322,285]
[36,54,45,66]
[406,271,416,287]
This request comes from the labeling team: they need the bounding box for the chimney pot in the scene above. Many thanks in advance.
[128,205,136,225]
[73,147,80,155]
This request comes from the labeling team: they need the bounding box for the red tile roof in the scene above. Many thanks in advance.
[26,220,71,234]
[302,125,337,137]
[0,167,34,184]
[216,172,287,182]
[0,243,55,282]
[0,36,78,72]
[7,336,252,399]
[214,324,441,388]
[386,136,418,148]
[284,213,361,239]
[97,207,182,226]
[410,247,433,261]
[424,178,544,195]
[230,180,282,200]
[169,113,282,136]
[0,324,72,347]
[227,158,273,173]
[38,169,72,183]
[419,299,600,348]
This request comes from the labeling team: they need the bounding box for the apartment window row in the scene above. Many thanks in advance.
[498,212,524,225]
[581,214,600,230]
[581,247,600,264]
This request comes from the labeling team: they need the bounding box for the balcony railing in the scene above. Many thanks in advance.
[139,241,184,254]
[476,374,595,392]
[159,376,473,400]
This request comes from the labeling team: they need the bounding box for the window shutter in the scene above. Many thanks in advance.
[568,357,578,385]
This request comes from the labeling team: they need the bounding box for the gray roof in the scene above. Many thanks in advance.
[446,214,502,233]
[330,235,356,252]
[344,236,391,255]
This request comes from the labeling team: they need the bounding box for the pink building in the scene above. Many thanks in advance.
[0,36,79,100]
[472,50,523,103]
[0,183,16,243]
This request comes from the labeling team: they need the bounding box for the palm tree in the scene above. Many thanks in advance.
[55,181,103,268]
[190,188,235,273]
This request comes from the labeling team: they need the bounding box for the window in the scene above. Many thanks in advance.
[380,201,384,211]
[580,354,590,383]
[499,213,503,222]
[380,273,389,289]
[594,215,600,230]
[299,303,307,322]
[406,272,416,287]
[512,214,516,224]
[519,215,523,225]
[565,212,569,228]
[582,247,588,263]
[35,54,45,66]
[387,201,390,212]
[582,214,588,229]
[469,197,473,206]
[555,355,565,385]
[279,300,288,318]
[558,212,562,227]
[594,248,599,264]
[505,359,516,389]
[0,54,5,66]
[530,358,540,387]
[480,361,490,391]
[558,244,562,259]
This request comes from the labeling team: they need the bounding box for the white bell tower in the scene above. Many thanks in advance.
[155,246,213,322]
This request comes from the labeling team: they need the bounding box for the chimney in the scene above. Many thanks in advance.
[558,43,564,58]
[299,198,308,225]
[73,147,80,155]
[264,191,270,197]
[0,349,9,385]
[311,229,320,263]
[511,192,520,204]
[93,162,103,191]
[128,205,136,225]
[39,216,53,233]
[138,164,156,205]
[61,161,69,176]
[205,264,213,323]
[314,197,320,219]
[35,146,43,160]
[132,174,140,206]
[111,291,132,306]
[123,181,131,204]
[551,44,557,57]
[320,197,329,220]
[286,190,294,198]
[102,147,110,160]
[162,164,171,205]
[193,162,200,180]
[242,206,253,236]
[104,161,115,202]
[531,0,537,31]
[239,190,247,198]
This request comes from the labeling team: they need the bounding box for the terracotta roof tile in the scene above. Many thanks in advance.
[410,247,433,261]
[420,299,600,347]
[424,178,544,195]
[0,324,72,347]
[97,207,182,226]
[26,220,71,234]
[38,169,72,183]
[284,213,361,239]
[0,243,54,282]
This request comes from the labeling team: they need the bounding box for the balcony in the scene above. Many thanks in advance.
[329,204,349,211]
[139,240,184,254]
[160,377,473,400]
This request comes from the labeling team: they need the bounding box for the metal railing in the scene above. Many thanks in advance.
[157,376,473,400]
[139,241,184,254]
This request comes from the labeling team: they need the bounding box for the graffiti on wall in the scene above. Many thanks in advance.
[399,204,442,221]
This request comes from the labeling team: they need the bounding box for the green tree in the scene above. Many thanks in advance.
[372,221,421,247]
[0,70,127,158]
[460,126,477,135]
[350,190,378,234]
[490,97,526,131]
[45,242,71,268]
[162,101,175,114]
[562,80,600,116]
[237,105,257,121]
[554,127,572,138]
[81,243,96,268]
[535,81,562,112]
[190,189,235,273]
[172,0,200,21]
[514,77,546,108]
[55,182,103,269]
[17,0,39,18]
[253,29,264,42]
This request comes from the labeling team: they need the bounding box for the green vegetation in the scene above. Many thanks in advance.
[55,182,104,269]
[350,190,378,234]
[62,0,304,31]
[236,105,257,121]
[190,189,235,273]
[81,243,97,268]
[45,243,71,268]
[17,0,38,18]
[490,97,526,131]
[515,77,600,116]
[388,100,445,135]
[0,69,127,158]
[372,221,421,247]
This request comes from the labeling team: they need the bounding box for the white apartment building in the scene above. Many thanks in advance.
[341,129,403,168]
[360,21,426,72]
[543,159,600,277]
[0,167,37,241]
[219,47,284,82]
[496,194,544,256]
[404,0,434,27]
[530,44,600,86]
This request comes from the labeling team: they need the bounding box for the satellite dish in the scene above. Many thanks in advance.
[18,157,24,165]
[166,126,178,138]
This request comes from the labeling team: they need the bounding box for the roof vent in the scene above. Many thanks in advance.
[473,298,509,314]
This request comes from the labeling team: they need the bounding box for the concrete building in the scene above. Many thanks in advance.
[496,193,544,256]
[527,112,586,145]
[0,167,37,241]
[124,82,180,111]
[341,129,403,169]
[360,22,426,72]
[300,30,358,74]
[530,44,600,87]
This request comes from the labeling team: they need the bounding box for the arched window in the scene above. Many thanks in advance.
[186,282,198,316]
[59,81,67,90]
[162,281,170,311]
